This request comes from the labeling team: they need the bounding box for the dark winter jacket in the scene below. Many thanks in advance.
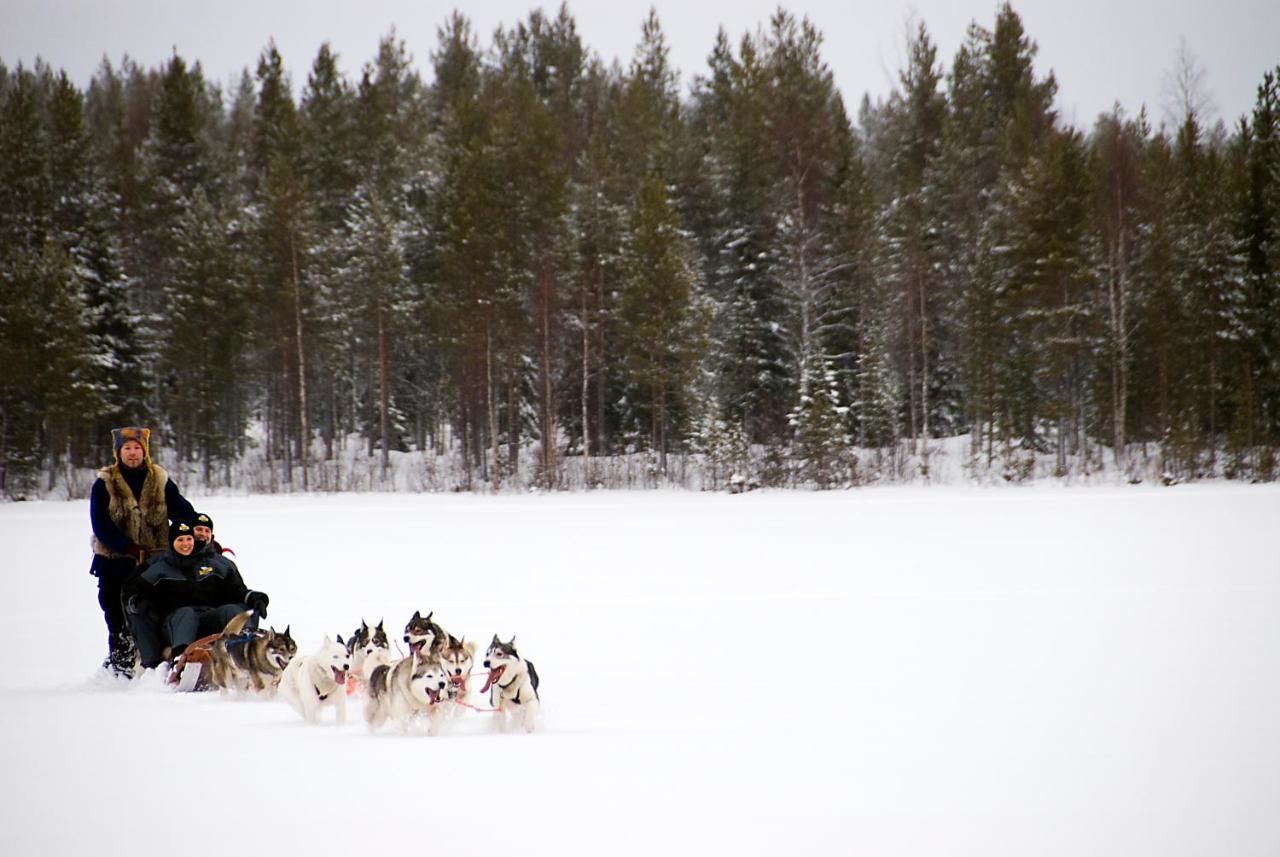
[89,461,195,561]
[124,546,252,619]
[196,538,231,557]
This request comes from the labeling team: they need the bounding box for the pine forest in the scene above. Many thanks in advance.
[2,3,1279,495]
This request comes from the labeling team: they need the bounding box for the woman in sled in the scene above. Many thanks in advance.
[122,520,270,672]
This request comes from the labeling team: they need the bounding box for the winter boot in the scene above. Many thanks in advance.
[104,632,139,679]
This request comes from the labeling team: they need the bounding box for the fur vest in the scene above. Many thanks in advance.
[91,463,171,558]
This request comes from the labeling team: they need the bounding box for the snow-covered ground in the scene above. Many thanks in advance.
[2,486,1278,856]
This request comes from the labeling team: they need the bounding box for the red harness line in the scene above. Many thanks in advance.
[446,672,502,712]
[344,669,502,712]
[452,700,500,713]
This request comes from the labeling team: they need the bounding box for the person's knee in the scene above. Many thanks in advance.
[164,607,198,638]
[168,606,197,623]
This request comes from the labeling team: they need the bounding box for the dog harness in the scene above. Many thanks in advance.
[496,673,527,705]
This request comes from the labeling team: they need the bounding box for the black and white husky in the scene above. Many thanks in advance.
[364,654,450,735]
[481,635,541,733]
[279,635,351,725]
[403,610,448,659]
[347,619,394,691]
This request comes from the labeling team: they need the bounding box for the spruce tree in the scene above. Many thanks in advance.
[938,5,1057,464]
[45,71,123,469]
[617,175,707,473]
[569,58,627,466]
[160,187,245,483]
[0,67,51,492]
[426,14,508,485]
[249,41,312,487]
[879,22,949,471]
[789,358,852,488]
[491,18,573,487]
[691,29,787,443]
[1007,128,1096,474]
[300,43,360,462]
[1238,68,1280,468]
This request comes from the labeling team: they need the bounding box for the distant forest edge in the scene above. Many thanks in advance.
[2,2,1279,496]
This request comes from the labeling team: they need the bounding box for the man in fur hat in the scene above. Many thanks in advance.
[89,426,195,677]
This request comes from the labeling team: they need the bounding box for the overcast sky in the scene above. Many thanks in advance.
[4,0,1277,131]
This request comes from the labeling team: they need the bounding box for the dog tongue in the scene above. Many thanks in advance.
[332,667,347,685]
[480,666,505,693]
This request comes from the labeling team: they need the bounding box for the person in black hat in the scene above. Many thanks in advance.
[122,519,270,671]
[191,511,231,556]
[88,427,195,677]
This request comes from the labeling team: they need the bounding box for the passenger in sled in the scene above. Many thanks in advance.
[123,519,270,673]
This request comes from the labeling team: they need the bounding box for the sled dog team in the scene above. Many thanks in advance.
[200,609,540,734]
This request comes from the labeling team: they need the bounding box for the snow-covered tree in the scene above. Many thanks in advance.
[788,358,851,488]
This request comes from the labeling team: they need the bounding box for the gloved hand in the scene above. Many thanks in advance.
[126,594,152,616]
[246,591,269,619]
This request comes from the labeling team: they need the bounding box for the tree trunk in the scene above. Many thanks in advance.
[1108,187,1129,471]
[291,231,309,491]
[539,267,555,488]
[581,271,591,484]
[459,402,471,492]
[658,385,668,475]
[507,368,519,481]
[1208,341,1217,471]
[377,297,390,482]
[905,309,918,456]
[325,381,335,462]
[281,350,293,486]
[486,321,499,485]
[595,272,608,455]
[918,264,930,476]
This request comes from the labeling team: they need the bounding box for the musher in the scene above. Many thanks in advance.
[89,427,195,676]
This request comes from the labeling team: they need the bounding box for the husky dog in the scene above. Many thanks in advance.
[279,635,351,724]
[403,610,448,659]
[346,619,394,691]
[482,635,541,733]
[364,654,450,735]
[440,634,478,708]
[207,611,297,694]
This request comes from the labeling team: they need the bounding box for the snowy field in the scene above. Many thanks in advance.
[2,486,1278,857]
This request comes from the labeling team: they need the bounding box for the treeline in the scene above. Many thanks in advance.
[1,3,1278,495]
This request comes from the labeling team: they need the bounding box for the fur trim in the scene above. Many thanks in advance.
[92,463,171,558]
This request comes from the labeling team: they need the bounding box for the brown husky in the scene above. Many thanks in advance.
[440,634,478,706]
[207,611,298,694]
